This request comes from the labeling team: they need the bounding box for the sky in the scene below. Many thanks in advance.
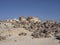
[0,0,60,21]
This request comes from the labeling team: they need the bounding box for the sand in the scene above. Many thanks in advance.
[0,28,60,45]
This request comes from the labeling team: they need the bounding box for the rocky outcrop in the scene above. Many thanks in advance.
[19,17,60,39]
[0,16,60,41]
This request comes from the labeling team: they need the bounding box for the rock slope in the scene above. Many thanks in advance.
[0,16,60,44]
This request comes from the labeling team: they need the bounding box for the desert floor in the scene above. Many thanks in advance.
[0,28,60,45]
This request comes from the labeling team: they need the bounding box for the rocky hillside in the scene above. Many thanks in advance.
[0,16,60,42]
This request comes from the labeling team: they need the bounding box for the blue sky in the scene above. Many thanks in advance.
[0,0,60,21]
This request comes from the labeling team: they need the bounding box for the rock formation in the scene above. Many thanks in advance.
[0,16,60,42]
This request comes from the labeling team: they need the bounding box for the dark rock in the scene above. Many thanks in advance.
[18,32,27,36]
[0,36,6,41]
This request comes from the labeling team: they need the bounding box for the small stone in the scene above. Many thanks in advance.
[18,32,27,36]
[14,40,17,42]
[0,36,6,41]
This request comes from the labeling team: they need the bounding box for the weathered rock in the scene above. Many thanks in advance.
[18,32,27,36]
[0,16,60,39]
[19,16,26,22]
[0,36,6,41]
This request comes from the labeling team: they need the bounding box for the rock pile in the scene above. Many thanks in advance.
[18,17,60,39]
[0,16,60,41]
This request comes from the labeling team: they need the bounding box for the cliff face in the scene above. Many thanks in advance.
[0,16,60,42]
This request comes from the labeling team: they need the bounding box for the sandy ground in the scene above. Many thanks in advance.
[0,28,60,45]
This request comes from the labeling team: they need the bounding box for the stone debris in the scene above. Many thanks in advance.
[0,16,60,42]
